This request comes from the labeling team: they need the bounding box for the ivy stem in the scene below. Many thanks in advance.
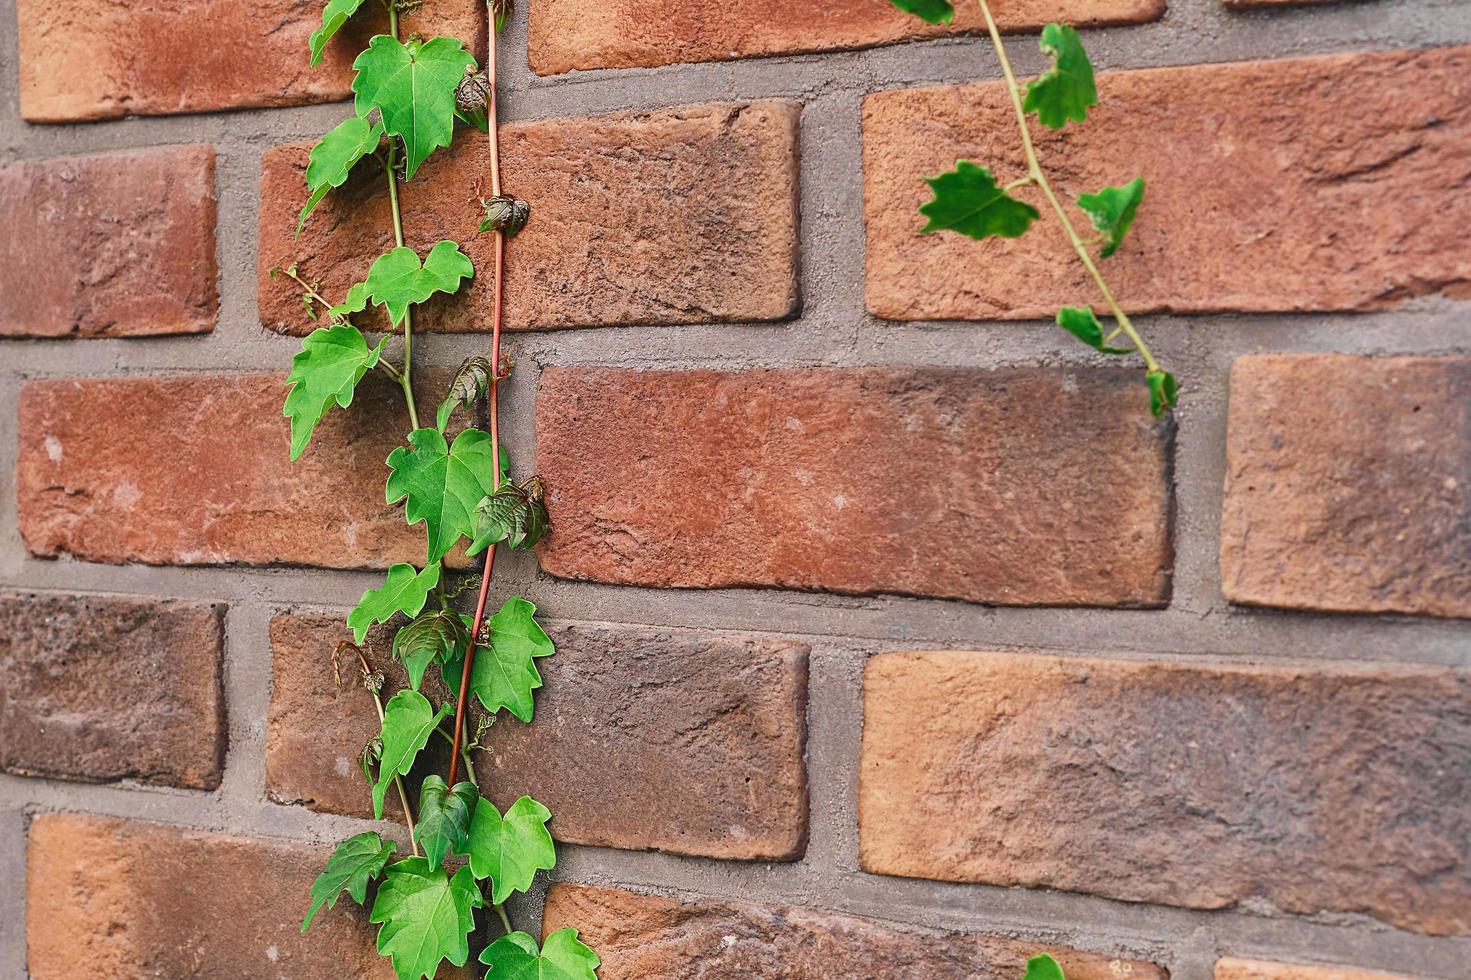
[385,5,422,431]
[350,646,421,857]
[972,0,1159,374]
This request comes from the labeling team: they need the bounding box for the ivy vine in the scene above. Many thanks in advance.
[279,1,599,977]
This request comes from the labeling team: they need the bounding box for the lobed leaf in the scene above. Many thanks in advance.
[372,689,453,819]
[467,795,556,904]
[919,160,1039,240]
[1025,954,1068,980]
[299,116,385,236]
[348,561,441,644]
[392,609,463,690]
[301,832,396,932]
[283,324,387,461]
[886,0,954,23]
[309,0,368,67]
[1055,307,1131,354]
[385,428,499,563]
[352,35,477,180]
[371,858,482,980]
[481,928,600,980]
[1023,23,1097,130]
[414,776,478,868]
[1147,369,1178,417]
[442,597,553,723]
[436,355,494,432]
[1077,177,1144,258]
[467,478,549,556]
[361,241,474,327]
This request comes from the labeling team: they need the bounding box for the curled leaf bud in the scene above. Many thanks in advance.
[491,0,513,33]
[455,70,492,115]
[478,195,531,238]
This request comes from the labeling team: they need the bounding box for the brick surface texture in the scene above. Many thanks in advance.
[0,591,224,788]
[1215,959,1413,980]
[537,366,1174,606]
[0,147,216,338]
[864,47,1471,320]
[860,650,1471,935]
[1220,354,1471,618]
[528,0,1165,74]
[259,100,801,335]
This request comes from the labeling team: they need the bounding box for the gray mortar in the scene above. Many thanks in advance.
[1,0,1470,976]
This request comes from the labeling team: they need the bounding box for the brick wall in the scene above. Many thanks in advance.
[1,0,1469,977]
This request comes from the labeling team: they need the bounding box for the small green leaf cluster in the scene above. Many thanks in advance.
[891,0,1176,415]
[285,4,590,979]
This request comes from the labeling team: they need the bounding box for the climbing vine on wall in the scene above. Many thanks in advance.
[279,1,600,977]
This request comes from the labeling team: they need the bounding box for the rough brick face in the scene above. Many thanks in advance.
[0,591,224,789]
[860,651,1471,936]
[543,883,1168,980]
[528,0,1164,74]
[1215,959,1410,980]
[537,366,1173,606]
[16,372,439,569]
[863,47,1471,320]
[259,100,800,335]
[0,147,216,338]
[26,813,408,979]
[1220,355,1471,619]
[17,0,482,122]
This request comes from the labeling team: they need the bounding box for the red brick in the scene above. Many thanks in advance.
[17,0,482,122]
[0,147,216,338]
[259,100,800,334]
[16,372,444,569]
[1221,355,1471,618]
[536,367,1173,607]
[863,47,1471,320]
[860,651,1471,936]
[26,813,411,979]
[543,883,1168,980]
[0,591,224,789]
[1215,959,1412,980]
[528,0,1164,74]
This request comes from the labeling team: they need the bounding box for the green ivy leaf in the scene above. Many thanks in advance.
[886,0,954,24]
[1148,370,1178,417]
[1056,307,1131,354]
[333,279,371,318]
[466,478,549,556]
[392,609,463,690]
[1023,23,1097,130]
[299,116,385,236]
[442,597,553,723]
[481,928,600,979]
[1077,178,1144,258]
[301,832,396,932]
[414,776,478,868]
[352,35,477,180]
[348,562,441,644]
[436,355,494,432]
[1024,954,1067,980]
[362,241,474,327]
[371,858,482,980]
[283,324,387,461]
[919,161,1039,240]
[386,428,498,563]
[467,795,556,904]
[373,689,453,819]
[308,0,367,67]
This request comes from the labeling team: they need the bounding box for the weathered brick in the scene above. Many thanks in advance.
[528,0,1164,75]
[17,0,481,122]
[0,591,224,789]
[0,147,216,338]
[863,47,1471,320]
[16,372,442,569]
[860,651,1471,935]
[1215,959,1411,980]
[259,100,800,334]
[1221,355,1471,619]
[26,813,409,979]
[537,367,1173,606]
[475,622,809,860]
[543,883,1168,980]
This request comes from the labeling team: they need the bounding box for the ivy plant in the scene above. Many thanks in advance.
[278,1,598,977]
[890,0,1178,414]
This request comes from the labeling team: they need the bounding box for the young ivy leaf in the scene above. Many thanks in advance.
[347,561,441,644]
[372,689,453,819]
[352,35,477,180]
[283,324,387,461]
[467,795,556,905]
[442,597,553,723]
[414,776,478,869]
[1023,23,1097,130]
[480,928,600,980]
[371,858,482,980]
[301,832,396,933]
[308,0,367,67]
[886,0,954,24]
[466,478,549,556]
[385,428,499,563]
[1024,954,1068,980]
[1148,369,1178,417]
[392,609,463,690]
[1056,307,1131,354]
[436,355,494,432]
[1077,177,1144,258]
[362,241,475,327]
[919,161,1039,240]
[299,116,385,236]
